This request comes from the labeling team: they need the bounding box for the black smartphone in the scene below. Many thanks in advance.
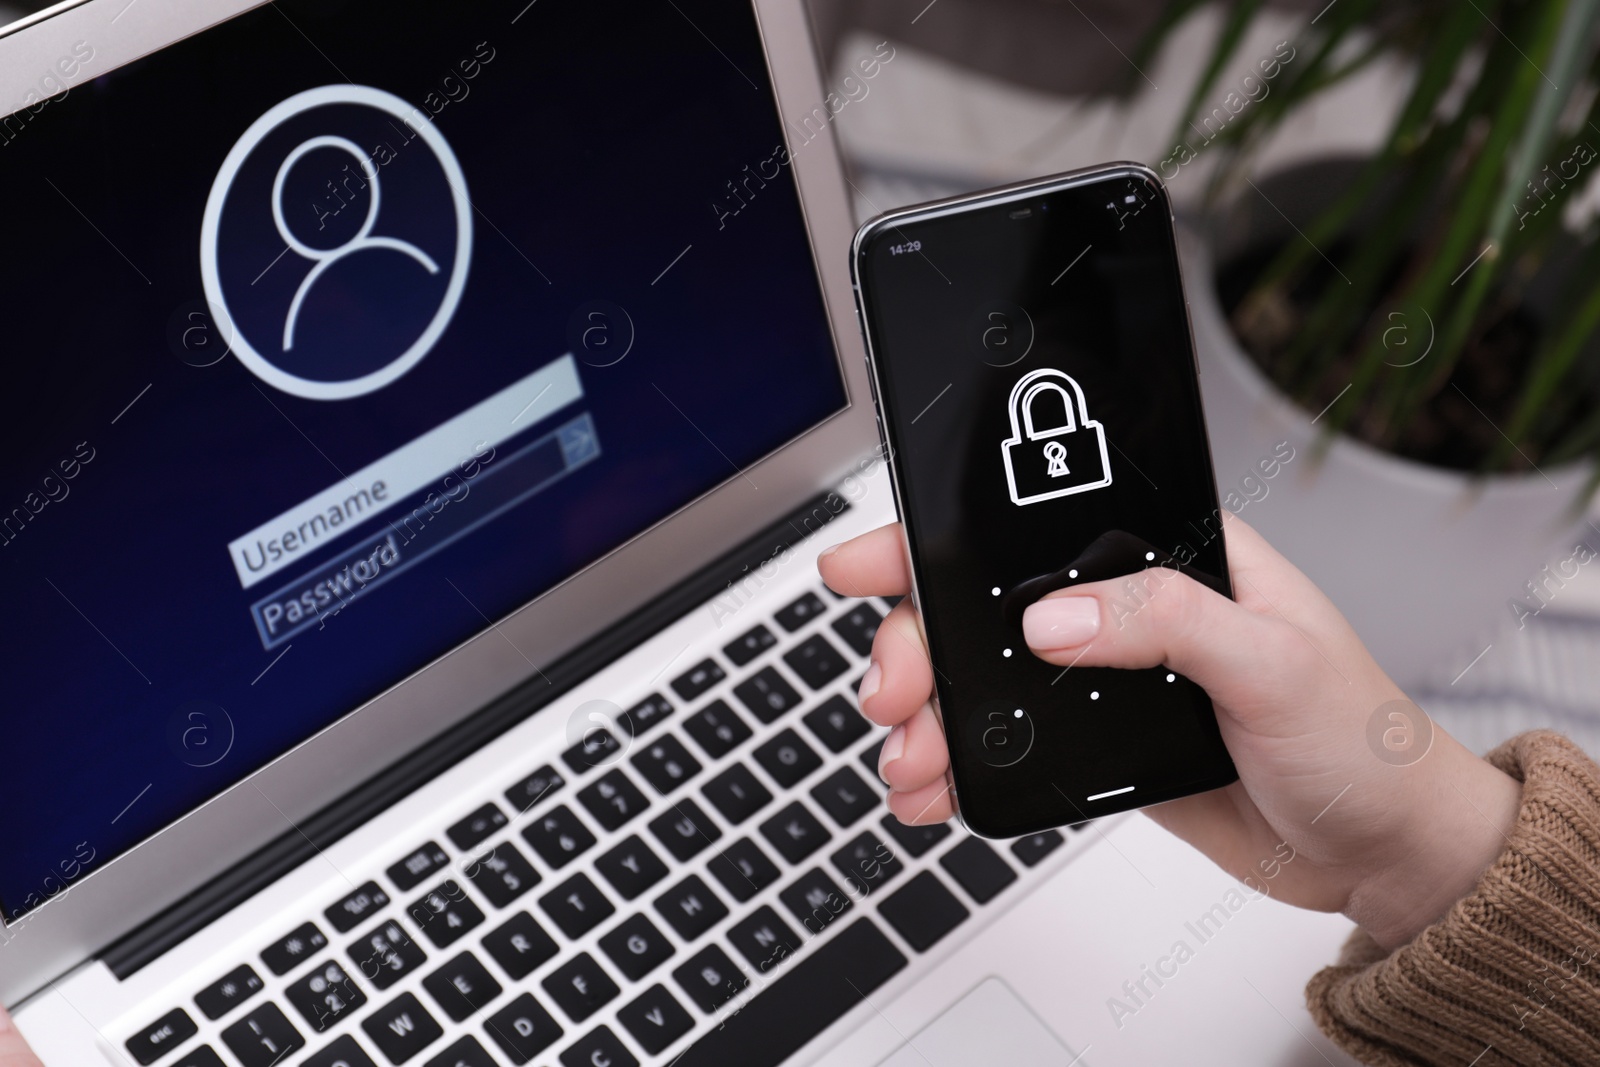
[851,163,1237,837]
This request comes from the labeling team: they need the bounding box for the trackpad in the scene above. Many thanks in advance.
[876,977,1084,1066]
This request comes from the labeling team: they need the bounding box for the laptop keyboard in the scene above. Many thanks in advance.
[121,587,1092,1067]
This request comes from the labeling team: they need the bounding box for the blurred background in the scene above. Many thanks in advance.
[6,0,1600,756]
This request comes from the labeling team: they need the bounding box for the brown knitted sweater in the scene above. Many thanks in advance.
[1306,731,1600,1066]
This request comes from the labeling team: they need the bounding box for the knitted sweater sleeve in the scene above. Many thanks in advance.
[1305,730,1600,1066]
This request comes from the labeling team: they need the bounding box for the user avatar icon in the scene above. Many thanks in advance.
[273,135,440,353]
[201,85,473,401]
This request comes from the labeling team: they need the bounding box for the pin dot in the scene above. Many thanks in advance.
[1090,691,1100,700]
[1166,673,1176,682]
[1068,569,1079,579]
[1003,648,1013,658]
[1145,551,1155,561]
[991,587,1001,596]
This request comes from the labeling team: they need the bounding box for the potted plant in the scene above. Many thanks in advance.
[1140,0,1600,686]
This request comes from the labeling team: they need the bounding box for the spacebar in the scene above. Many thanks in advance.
[673,919,909,1067]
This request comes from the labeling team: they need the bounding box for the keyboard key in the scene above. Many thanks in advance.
[731,667,801,724]
[1011,829,1066,867]
[388,842,450,893]
[562,728,624,774]
[760,801,830,864]
[481,911,558,980]
[422,952,502,1022]
[542,953,620,1022]
[422,1035,494,1067]
[878,871,969,952]
[221,1003,304,1067]
[670,658,726,702]
[261,922,329,976]
[832,831,903,896]
[648,798,722,862]
[774,592,826,632]
[653,874,727,940]
[464,840,540,908]
[539,872,615,939]
[408,880,485,949]
[669,920,907,1067]
[784,635,849,690]
[194,963,263,1020]
[700,763,772,825]
[125,1007,197,1065]
[859,737,887,779]
[752,729,822,788]
[618,693,674,738]
[349,920,428,991]
[682,699,752,759]
[285,959,366,1032]
[706,838,780,903]
[484,993,563,1064]
[171,1048,226,1067]
[780,868,852,935]
[939,837,1018,904]
[810,766,876,827]
[521,805,596,869]
[324,880,393,935]
[802,694,870,753]
[831,602,883,657]
[560,1026,638,1067]
[599,913,676,981]
[879,813,952,859]
[362,992,443,1064]
[504,765,565,815]
[631,735,702,795]
[594,836,668,901]
[722,624,776,666]
[881,595,904,610]
[727,906,801,973]
[577,769,650,831]
[305,1036,377,1067]
[673,945,748,1014]
[446,803,509,853]
[616,984,693,1056]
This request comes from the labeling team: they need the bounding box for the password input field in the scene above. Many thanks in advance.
[228,354,583,589]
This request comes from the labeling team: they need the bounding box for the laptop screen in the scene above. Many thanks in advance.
[0,0,847,919]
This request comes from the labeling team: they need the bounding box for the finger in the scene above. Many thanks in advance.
[857,602,933,728]
[1020,565,1300,710]
[878,702,949,792]
[0,1006,45,1067]
[887,777,955,826]
[818,523,910,599]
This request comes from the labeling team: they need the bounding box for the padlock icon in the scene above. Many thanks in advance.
[1000,367,1113,505]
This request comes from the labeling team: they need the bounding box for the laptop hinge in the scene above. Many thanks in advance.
[101,488,851,979]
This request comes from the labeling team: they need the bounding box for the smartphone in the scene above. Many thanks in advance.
[850,163,1237,838]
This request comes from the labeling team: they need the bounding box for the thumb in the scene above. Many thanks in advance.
[0,1006,45,1067]
[1021,565,1284,706]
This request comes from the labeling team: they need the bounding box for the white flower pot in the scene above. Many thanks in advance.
[1180,224,1590,690]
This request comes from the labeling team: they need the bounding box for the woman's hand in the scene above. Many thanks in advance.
[819,512,1522,948]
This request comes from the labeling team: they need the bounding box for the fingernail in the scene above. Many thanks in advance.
[818,543,840,560]
[1023,596,1100,650]
[878,725,905,784]
[857,661,882,705]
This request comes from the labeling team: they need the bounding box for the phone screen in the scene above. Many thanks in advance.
[855,167,1237,837]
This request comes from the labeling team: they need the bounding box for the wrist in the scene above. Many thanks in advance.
[1343,736,1523,949]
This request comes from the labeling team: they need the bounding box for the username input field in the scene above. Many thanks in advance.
[228,354,583,589]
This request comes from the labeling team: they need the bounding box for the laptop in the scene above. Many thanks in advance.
[0,1,1361,1063]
